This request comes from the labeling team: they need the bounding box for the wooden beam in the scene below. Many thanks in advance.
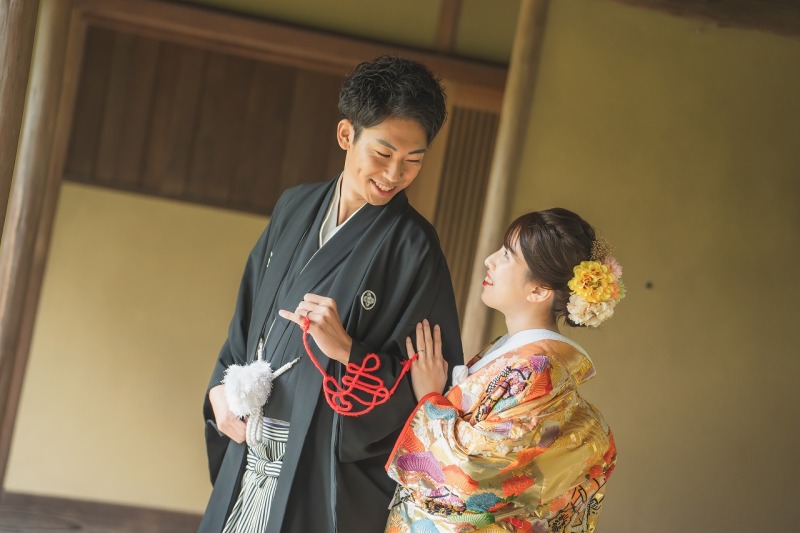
[0,0,40,241]
[609,0,800,38]
[435,0,462,54]
[71,0,506,92]
[0,0,81,493]
[461,0,550,357]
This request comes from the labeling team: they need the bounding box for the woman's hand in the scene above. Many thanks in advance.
[279,293,352,364]
[406,319,448,401]
[208,384,246,444]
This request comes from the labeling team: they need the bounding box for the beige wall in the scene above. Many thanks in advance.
[5,183,266,512]
[488,1,800,531]
[182,0,518,64]
[184,0,438,52]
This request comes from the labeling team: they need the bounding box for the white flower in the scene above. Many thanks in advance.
[567,294,617,327]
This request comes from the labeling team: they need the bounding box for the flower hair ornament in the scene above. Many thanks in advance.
[566,238,626,327]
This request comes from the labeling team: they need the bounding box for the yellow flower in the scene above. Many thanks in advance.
[568,261,616,303]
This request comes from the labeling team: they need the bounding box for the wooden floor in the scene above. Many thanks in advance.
[0,492,201,532]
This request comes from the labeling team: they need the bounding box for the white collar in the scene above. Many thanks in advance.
[319,175,364,247]
[468,329,590,375]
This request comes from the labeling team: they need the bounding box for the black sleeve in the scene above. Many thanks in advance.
[337,249,463,463]
[202,209,274,483]
[206,223,272,393]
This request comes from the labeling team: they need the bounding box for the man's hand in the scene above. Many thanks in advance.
[208,384,246,444]
[406,320,448,401]
[279,293,352,364]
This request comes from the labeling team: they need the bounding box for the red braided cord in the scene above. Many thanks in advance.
[301,317,417,417]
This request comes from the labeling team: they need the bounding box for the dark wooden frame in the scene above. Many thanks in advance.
[0,0,40,238]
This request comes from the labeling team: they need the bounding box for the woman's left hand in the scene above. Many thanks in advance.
[279,294,352,364]
[406,319,448,401]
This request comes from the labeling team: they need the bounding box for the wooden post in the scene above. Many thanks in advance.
[435,0,462,54]
[460,0,550,356]
[0,0,76,494]
[0,0,40,240]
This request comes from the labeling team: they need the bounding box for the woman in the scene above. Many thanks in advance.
[385,208,620,532]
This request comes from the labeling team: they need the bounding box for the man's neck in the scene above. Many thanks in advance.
[337,203,355,225]
[337,187,364,225]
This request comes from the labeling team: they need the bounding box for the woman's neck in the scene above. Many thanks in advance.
[504,311,558,337]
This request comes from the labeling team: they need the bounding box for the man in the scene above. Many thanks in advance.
[199,56,463,532]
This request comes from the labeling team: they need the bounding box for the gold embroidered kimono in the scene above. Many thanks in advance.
[385,336,616,533]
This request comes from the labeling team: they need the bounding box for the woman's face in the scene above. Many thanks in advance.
[480,238,535,314]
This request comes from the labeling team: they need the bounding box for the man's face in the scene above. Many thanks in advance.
[338,117,428,207]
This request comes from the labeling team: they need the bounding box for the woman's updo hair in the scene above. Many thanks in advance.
[504,208,596,327]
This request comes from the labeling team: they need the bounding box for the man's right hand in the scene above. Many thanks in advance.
[208,384,247,444]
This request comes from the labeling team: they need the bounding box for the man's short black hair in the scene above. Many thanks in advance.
[338,56,447,146]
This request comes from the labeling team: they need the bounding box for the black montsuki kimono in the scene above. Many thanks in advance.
[199,177,463,533]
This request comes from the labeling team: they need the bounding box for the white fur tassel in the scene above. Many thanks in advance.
[223,360,274,447]
[223,360,275,418]
[222,357,301,448]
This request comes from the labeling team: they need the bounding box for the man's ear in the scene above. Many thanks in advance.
[526,284,553,304]
[337,119,354,150]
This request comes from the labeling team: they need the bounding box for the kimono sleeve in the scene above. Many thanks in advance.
[337,247,463,463]
[385,354,614,521]
[205,222,272,392]
[386,354,559,470]
[202,206,274,483]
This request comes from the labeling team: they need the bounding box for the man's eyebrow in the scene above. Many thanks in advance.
[376,139,426,154]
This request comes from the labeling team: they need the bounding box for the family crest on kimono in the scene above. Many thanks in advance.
[199,56,464,533]
[386,208,621,532]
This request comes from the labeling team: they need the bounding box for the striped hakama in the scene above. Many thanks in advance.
[222,418,290,533]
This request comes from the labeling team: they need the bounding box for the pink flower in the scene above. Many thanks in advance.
[603,256,623,279]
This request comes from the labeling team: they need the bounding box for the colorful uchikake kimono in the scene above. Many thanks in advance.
[385,330,617,532]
